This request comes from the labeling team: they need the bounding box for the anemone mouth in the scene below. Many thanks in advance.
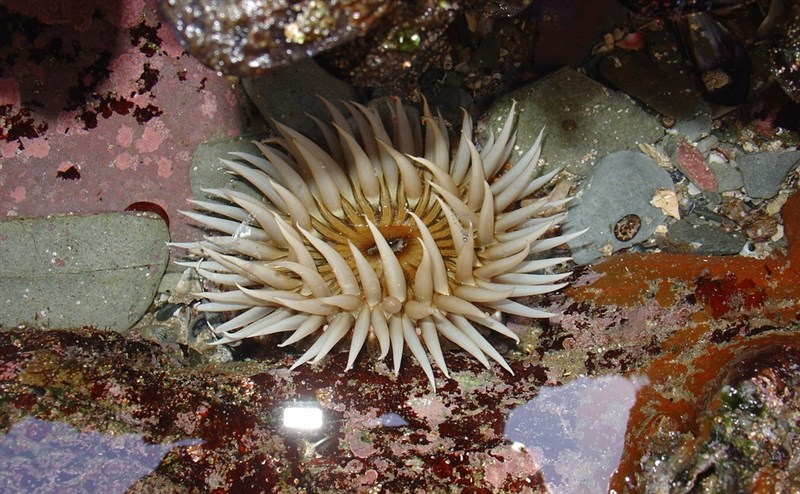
[174,97,582,390]
[318,192,454,292]
[355,222,424,279]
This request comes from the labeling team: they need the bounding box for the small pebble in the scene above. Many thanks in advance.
[737,149,800,199]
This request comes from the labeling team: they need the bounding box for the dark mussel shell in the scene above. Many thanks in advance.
[676,12,751,105]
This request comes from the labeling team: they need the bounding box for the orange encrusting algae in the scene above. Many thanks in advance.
[597,190,800,492]
[612,334,800,492]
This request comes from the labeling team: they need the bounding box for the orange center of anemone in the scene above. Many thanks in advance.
[311,188,457,294]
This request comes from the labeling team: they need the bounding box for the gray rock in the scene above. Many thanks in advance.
[738,149,800,199]
[660,133,680,157]
[666,216,747,255]
[596,48,698,119]
[672,102,712,142]
[564,151,674,265]
[708,160,744,192]
[190,135,266,201]
[0,212,169,331]
[242,59,358,142]
[487,67,664,176]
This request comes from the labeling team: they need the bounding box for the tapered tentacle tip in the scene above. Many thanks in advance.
[173,98,575,389]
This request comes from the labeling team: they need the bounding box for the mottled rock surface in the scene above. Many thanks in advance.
[0,212,169,331]
[241,59,359,142]
[666,216,748,255]
[189,135,266,202]
[0,0,250,246]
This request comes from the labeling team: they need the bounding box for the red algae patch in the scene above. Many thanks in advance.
[674,140,717,192]
[569,249,799,321]
[559,189,800,492]
[694,273,766,318]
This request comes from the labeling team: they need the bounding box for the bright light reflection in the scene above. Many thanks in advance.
[504,375,648,494]
[283,405,324,430]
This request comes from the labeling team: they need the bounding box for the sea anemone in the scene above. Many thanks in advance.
[175,98,581,389]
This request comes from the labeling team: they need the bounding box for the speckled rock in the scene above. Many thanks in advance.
[0,2,249,246]
[563,150,674,265]
[595,35,699,119]
[666,216,748,255]
[0,212,169,331]
[738,149,800,199]
[487,67,664,176]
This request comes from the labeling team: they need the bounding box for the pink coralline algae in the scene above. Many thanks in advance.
[155,156,173,178]
[116,125,134,147]
[135,119,169,154]
[0,1,247,243]
[20,136,50,158]
[482,445,543,490]
[9,186,26,203]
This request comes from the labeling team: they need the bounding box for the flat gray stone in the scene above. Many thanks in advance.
[487,67,664,176]
[596,46,698,119]
[666,216,747,255]
[0,212,169,331]
[672,102,712,142]
[738,149,800,199]
[564,151,674,265]
[708,161,744,192]
[190,135,266,201]
[242,59,358,143]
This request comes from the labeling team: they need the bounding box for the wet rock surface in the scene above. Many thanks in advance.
[487,68,664,176]
[642,342,800,492]
[241,59,359,142]
[738,149,800,199]
[665,215,748,255]
[0,0,250,246]
[671,102,712,142]
[0,212,169,331]
[596,38,699,119]
[563,151,673,265]
[708,158,744,193]
[159,0,387,77]
[189,135,267,202]
[2,234,800,492]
